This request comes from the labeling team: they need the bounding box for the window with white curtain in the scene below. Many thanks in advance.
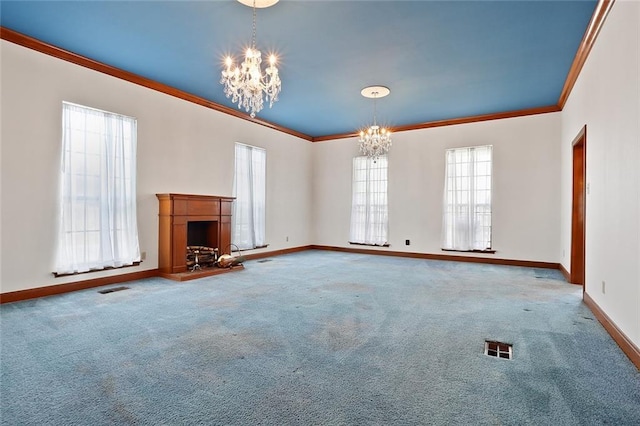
[442,145,492,251]
[349,156,388,246]
[55,102,140,275]
[232,143,266,250]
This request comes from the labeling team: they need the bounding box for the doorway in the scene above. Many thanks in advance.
[570,126,586,287]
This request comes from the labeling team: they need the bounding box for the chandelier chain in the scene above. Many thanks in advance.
[372,92,378,126]
[251,0,257,49]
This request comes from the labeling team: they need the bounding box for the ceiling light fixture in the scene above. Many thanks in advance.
[359,86,392,160]
[221,0,281,118]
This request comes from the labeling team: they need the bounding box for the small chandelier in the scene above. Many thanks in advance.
[221,0,281,118]
[359,86,392,160]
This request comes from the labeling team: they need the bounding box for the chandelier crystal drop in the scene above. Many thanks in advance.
[359,86,392,161]
[220,0,281,118]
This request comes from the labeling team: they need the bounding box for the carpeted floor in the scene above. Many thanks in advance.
[1,250,639,425]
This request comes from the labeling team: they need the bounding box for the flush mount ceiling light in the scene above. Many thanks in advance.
[359,86,392,160]
[220,0,281,118]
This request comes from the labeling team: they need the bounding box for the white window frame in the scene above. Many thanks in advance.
[349,155,389,246]
[55,102,140,275]
[442,145,493,252]
[232,143,266,250]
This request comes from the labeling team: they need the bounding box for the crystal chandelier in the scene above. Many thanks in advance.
[359,86,392,160]
[221,0,281,118]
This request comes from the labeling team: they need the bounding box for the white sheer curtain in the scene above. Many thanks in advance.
[55,102,140,274]
[349,156,388,246]
[442,145,492,251]
[232,143,266,250]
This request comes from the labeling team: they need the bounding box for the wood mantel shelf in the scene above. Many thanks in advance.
[156,193,238,282]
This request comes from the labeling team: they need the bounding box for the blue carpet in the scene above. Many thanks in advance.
[1,250,639,425]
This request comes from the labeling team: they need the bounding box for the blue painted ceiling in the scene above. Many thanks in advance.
[1,0,597,138]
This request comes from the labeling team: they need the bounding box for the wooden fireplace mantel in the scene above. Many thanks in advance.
[156,193,238,281]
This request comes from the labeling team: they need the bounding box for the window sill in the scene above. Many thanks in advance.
[441,249,496,254]
[232,244,269,252]
[53,261,142,278]
[349,242,390,248]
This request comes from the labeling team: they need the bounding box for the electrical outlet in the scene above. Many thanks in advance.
[141,251,147,261]
[562,249,565,258]
[405,239,410,246]
[286,236,289,242]
[602,280,606,294]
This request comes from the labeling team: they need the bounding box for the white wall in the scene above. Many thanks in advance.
[313,113,562,262]
[560,0,640,347]
[0,40,313,293]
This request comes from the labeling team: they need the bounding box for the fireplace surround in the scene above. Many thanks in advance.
[156,194,237,280]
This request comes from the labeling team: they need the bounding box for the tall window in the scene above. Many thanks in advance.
[349,156,388,246]
[55,102,140,274]
[442,145,492,251]
[232,143,266,250]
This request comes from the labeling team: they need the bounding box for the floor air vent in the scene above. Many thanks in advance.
[257,259,273,263]
[485,340,513,360]
[98,286,130,294]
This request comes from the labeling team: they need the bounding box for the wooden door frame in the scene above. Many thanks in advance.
[570,126,587,287]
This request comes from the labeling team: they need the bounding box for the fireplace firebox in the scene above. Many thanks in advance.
[187,221,218,247]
